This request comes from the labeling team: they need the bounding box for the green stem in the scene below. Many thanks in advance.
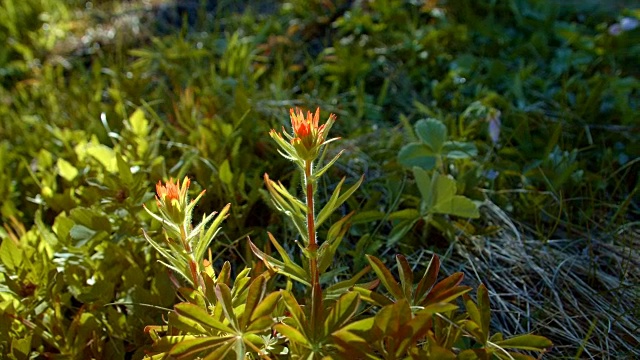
[304,160,320,288]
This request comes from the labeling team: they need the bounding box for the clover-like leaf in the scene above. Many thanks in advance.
[415,118,447,153]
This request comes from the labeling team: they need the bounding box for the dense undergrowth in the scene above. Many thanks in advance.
[0,0,638,359]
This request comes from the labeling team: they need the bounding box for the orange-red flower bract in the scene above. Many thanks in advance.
[155,177,191,224]
[270,107,337,162]
[289,107,326,149]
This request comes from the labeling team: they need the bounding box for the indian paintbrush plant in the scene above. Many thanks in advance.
[142,107,553,359]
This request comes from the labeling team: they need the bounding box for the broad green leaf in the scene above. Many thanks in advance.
[415,118,447,153]
[415,170,480,218]
[86,144,117,173]
[219,159,233,186]
[494,334,553,351]
[69,225,97,247]
[464,319,485,344]
[116,153,134,185]
[366,255,404,300]
[430,172,457,207]
[442,141,478,159]
[56,158,78,181]
[129,108,149,137]
[425,336,457,360]
[10,335,31,360]
[0,238,22,271]
[398,143,437,170]
[432,195,480,218]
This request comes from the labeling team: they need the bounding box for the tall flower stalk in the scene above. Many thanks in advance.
[143,177,230,292]
[263,108,361,291]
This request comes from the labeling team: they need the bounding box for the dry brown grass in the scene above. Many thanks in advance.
[407,200,640,359]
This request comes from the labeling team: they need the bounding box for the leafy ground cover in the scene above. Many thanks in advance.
[0,0,638,358]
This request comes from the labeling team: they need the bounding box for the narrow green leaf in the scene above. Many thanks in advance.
[250,291,281,322]
[315,149,345,178]
[424,285,472,307]
[388,209,421,220]
[116,153,133,185]
[215,284,239,332]
[174,303,234,334]
[333,317,375,337]
[240,276,265,329]
[167,311,208,335]
[366,255,404,300]
[325,266,371,299]
[202,340,236,360]
[318,213,353,273]
[477,284,491,342]
[494,334,553,351]
[280,291,308,334]
[316,175,364,228]
[169,336,234,358]
[374,299,411,339]
[387,217,419,246]
[274,323,310,347]
[324,291,360,335]
[414,255,440,305]
[464,294,484,342]
[396,255,414,300]
[248,236,310,286]
[352,286,394,307]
